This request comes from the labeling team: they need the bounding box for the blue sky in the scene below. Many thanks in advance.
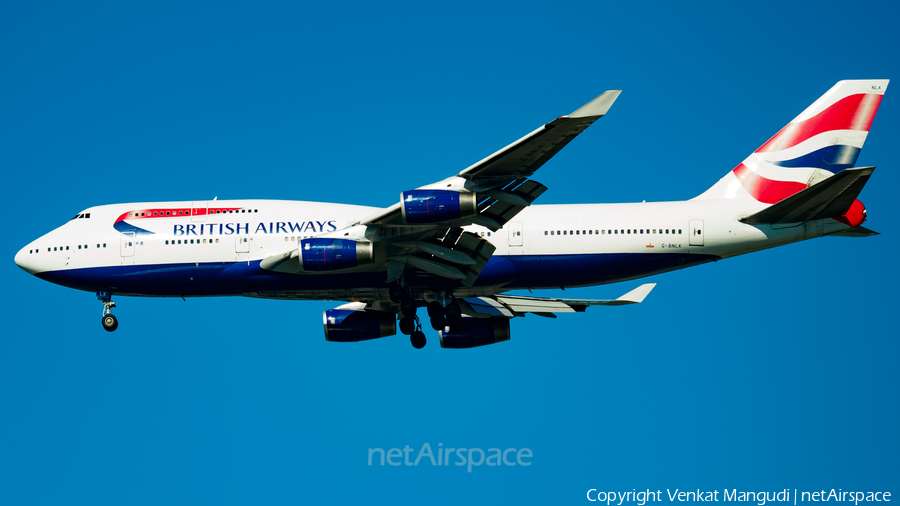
[2,1,898,504]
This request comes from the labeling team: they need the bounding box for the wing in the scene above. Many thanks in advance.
[262,90,622,286]
[357,89,622,229]
[461,284,656,318]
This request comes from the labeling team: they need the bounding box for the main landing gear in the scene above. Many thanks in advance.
[392,284,427,349]
[98,291,118,332]
[391,284,463,349]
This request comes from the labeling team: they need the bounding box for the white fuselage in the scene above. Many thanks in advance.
[14,198,851,301]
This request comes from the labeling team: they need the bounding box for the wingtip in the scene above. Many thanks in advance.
[616,282,656,304]
[568,89,622,118]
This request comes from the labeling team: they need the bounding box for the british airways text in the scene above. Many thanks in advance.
[173,221,337,236]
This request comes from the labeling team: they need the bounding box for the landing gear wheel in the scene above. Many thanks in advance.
[389,285,405,303]
[410,331,426,349]
[444,302,461,319]
[399,317,415,335]
[426,301,444,319]
[101,314,118,332]
[430,315,446,331]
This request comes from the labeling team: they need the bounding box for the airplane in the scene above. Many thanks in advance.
[14,79,888,349]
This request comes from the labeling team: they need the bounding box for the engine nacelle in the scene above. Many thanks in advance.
[299,238,373,272]
[323,309,396,342]
[400,189,477,224]
[439,316,510,349]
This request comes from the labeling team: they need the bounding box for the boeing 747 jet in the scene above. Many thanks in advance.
[14,80,888,348]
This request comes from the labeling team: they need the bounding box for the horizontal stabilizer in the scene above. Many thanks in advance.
[740,167,874,225]
[461,283,656,318]
[829,226,879,237]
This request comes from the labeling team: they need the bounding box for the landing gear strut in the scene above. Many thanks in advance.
[98,291,118,332]
[396,291,426,349]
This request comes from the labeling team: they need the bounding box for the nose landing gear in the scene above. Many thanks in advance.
[98,291,118,332]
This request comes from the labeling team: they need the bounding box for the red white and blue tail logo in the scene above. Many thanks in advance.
[698,80,888,204]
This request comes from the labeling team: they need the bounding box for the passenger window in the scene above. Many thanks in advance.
[563,231,567,235]
[627,230,630,234]
[678,229,682,234]
[576,230,580,235]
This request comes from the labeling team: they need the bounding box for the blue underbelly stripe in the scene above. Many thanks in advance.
[36,252,720,296]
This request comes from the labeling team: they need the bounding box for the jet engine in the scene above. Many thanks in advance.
[400,189,477,224]
[323,309,396,342]
[439,316,510,348]
[299,238,374,272]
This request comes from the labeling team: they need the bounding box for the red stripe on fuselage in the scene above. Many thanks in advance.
[732,164,808,204]
[114,207,244,223]
[756,93,882,153]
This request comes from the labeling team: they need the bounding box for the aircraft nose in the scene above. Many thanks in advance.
[15,246,32,274]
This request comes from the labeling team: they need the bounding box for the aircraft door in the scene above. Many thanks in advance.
[689,219,704,246]
[235,235,250,253]
[191,201,208,222]
[509,222,523,247]
[121,232,135,257]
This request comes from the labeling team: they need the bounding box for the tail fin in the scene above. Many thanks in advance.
[696,80,888,203]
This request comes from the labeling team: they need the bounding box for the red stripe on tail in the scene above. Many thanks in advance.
[756,93,882,153]
[733,164,808,204]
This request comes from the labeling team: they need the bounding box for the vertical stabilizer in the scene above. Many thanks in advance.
[695,80,888,204]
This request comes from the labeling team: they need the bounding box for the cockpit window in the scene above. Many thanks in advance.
[70,212,91,221]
